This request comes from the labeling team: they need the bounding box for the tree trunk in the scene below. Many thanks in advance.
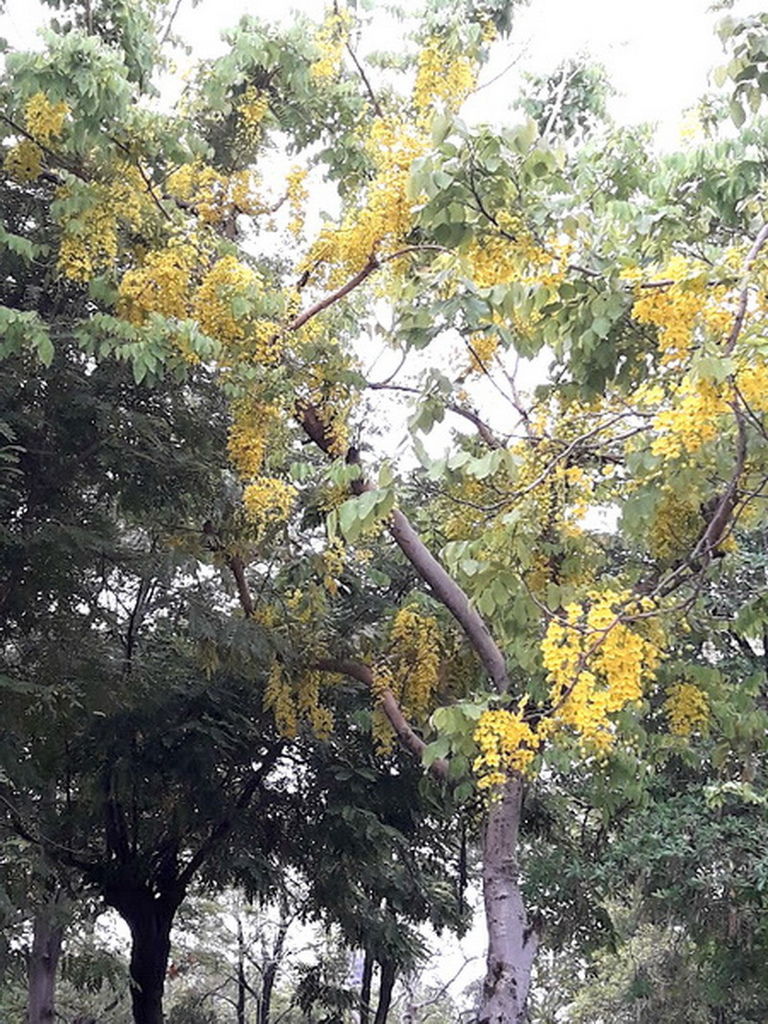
[478,776,538,1024]
[373,959,396,1024]
[236,916,246,1024]
[116,893,177,1024]
[400,973,416,1024]
[27,909,63,1024]
[359,949,373,1024]
[259,885,289,1024]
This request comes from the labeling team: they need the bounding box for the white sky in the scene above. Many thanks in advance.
[2,0,752,136]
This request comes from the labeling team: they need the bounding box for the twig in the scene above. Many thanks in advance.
[346,43,384,119]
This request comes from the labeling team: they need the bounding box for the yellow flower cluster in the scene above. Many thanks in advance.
[237,85,269,144]
[321,537,346,596]
[309,8,351,81]
[166,161,264,224]
[663,681,710,736]
[5,93,68,182]
[301,117,424,286]
[242,477,297,530]
[389,607,441,721]
[368,666,399,755]
[195,255,280,362]
[299,32,485,287]
[372,705,395,756]
[467,331,499,373]
[473,708,540,788]
[286,164,308,237]
[118,241,198,323]
[651,377,730,460]
[265,660,298,738]
[4,138,43,182]
[56,172,147,281]
[297,671,334,739]
[462,218,551,292]
[413,36,477,120]
[541,592,662,753]
[649,488,701,561]
[227,397,279,477]
[736,357,768,414]
[24,92,69,143]
[631,259,709,366]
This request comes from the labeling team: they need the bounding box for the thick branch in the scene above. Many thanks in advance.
[229,555,255,617]
[389,509,511,691]
[299,406,511,692]
[315,658,449,780]
[288,258,379,332]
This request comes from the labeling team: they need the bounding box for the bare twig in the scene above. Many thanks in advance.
[346,43,384,119]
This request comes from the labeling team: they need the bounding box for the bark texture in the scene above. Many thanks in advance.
[236,917,247,1024]
[478,777,537,1024]
[359,949,373,1024]
[27,911,63,1024]
[110,889,179,1024]
[373,959,396,1024]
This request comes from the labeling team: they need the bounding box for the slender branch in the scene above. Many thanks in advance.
[109,135,172,222]
[346,43,384,119]
[287,257,379,332]
[473,52,526,95]
[177,745,283,888]
[542,62,571,141]
[725,221,768,353]
[0,114,87,182]
[160,0,185,46]
[315,658,449,780]
[287,246,448,332]
[367,380,501,447]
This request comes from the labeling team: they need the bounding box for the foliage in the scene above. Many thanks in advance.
[5,0,768,1019]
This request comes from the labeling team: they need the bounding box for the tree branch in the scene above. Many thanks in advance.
[725,221,768,354]
[298,405,511,692]
[315,658,449,780]
[346,43,384,119]
[177,744,284,888]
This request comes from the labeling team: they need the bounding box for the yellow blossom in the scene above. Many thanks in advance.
[389,607,442,721]
[242,477,297,529]
[473,709,541,786]
[24,92,69,143]
[4,139,42,182]
[663,682,709,736]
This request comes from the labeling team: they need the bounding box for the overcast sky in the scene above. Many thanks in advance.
[2,0,755,138]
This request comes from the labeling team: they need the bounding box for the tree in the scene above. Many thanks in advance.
[4,1,768,1021]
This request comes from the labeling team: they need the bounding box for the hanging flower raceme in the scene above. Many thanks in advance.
[663,682,710,736]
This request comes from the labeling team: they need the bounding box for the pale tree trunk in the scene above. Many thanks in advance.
[27,908,64,1024]
[478,777,538,1024]
[400,973,416,1024]
[259,886,290,1024]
